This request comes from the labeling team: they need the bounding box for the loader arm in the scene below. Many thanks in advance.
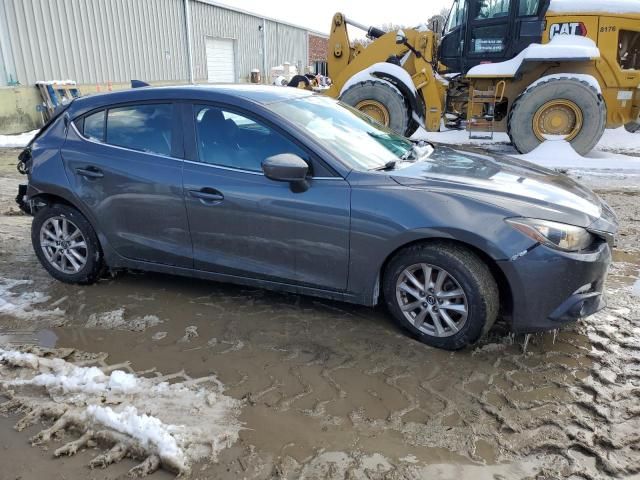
[326,13,446,133]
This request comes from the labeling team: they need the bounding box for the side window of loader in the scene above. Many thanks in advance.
[475,0,511,20]
[446,0,467,32]
[618,30,640,70]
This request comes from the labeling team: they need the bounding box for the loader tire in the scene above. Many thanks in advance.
[340,80,411,135]
[508,77,606,156]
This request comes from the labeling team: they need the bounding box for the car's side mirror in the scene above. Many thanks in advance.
[262,154,309,192]
[395,29,407,45]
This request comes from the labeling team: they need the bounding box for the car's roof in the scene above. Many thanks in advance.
[70,84,313,114]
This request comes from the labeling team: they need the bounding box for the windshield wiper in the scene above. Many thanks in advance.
[371,160,397,171]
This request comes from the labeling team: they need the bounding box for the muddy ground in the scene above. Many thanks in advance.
[0,147,638,480]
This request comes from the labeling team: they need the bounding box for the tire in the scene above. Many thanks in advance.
[507,77,606,156]
[383,242,499,350]
[32,204,103,285]
[340,80,411,135]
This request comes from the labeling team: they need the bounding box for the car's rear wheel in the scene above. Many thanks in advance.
[383,242,498,350]
[32,204,103,285]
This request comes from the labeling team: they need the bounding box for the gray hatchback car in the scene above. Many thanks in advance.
[16,85,617,350]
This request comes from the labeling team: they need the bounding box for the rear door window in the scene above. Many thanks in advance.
[106,104,173,156]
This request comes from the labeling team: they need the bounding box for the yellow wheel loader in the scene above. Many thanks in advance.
[325,0,640,155]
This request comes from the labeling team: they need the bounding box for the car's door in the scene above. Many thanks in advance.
[182,102,351,291]
[63,102,192,268]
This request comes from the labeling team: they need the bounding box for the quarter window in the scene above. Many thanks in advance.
[106,104,173,156]
[194,105,308,172]
[82,110,105,142]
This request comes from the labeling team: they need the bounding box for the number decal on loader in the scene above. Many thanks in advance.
[599,26,617,33]
[549,22,588,39]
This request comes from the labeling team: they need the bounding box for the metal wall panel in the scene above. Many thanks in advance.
[264,20,308,78]
[0,0,322,86]
[0,0,189,86]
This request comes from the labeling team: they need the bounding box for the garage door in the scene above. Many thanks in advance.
[205,37,235,83]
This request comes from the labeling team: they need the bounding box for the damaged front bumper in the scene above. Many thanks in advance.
[497,241,612,333]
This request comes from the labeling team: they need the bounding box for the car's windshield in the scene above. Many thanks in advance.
[268,95,423,171]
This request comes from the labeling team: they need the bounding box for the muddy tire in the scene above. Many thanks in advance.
[340,80,411,135]
[32,204,103,285]
[508,77,606,156]
[383,242,499,350]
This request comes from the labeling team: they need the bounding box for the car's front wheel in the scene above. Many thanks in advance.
[32,204,103,285]
[383,242,499,350]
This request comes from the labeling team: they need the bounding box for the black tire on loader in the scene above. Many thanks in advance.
[340,80,412,136]
[507,76,606,156]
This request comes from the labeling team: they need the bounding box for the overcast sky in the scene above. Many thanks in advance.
[217,0,452,34]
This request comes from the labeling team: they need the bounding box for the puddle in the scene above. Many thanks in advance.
[0,328,58,348]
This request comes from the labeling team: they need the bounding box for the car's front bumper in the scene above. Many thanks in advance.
[497,241,611,333]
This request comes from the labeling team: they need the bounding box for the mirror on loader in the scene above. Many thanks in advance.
[395,29,407,45]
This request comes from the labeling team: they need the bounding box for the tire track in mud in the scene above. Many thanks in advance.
[219,281,640,479]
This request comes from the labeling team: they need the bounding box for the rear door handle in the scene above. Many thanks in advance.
[189,188,224,204]
[76,166,104,179]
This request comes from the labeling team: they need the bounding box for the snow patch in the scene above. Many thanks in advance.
[0,348,243,474]
[549,0,640,14]
[340,62,417,97]
[0,278,64,321]
[467,35,600,77]
[86,308,162,331]
[526,73,601,94]
[0,130,38,148]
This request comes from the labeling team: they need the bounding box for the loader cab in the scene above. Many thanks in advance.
[439,0,550,73]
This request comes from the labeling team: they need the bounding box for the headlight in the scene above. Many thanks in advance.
[506,218,595,252]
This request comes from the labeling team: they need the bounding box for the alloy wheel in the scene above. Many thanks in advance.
[39,216,88,274]
[395,263,468,338]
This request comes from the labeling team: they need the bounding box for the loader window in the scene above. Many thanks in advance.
[446,0,467,32]
[618,30,640,70]
[518,0,539,16]
[471,25,508,53]
[475,0,512,19]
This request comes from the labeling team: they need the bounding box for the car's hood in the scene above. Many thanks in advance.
[390,145,616,230]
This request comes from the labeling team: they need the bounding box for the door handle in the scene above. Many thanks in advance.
[76,166,104,179]
[189,188,224,204]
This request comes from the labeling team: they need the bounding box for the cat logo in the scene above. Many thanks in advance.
[549,22,588,39]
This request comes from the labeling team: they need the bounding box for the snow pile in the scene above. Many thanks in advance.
[0,129,38,148]
[512,138,640,171]
[0,278,64,321]
[549,0,640,14]
[86,405,184,465]
[0,348,243,475]
[467,35,600,77]
[412,126,640,172]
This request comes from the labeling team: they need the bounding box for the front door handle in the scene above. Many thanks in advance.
[189,188,224,204]
[76,166,104,179]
